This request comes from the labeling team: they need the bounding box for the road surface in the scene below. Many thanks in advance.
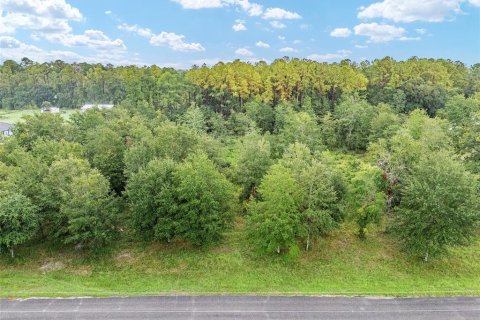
[1,296,479,319]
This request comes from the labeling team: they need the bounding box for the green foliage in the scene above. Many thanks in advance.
[0,193,39,257]
[298,160,345,249]
[279,142,314,177]
[369,104,402,142]
[179,106,206,133]
[85,125,126,193]
[245,100,275,133]
[12,113,67,150]
[393,153,480,261]
[126,158,177,241]
[30,139,84,166]
[61,171,119,248]
[0,56,479,264]
[368,109,453,208]
[347,164,386,239]
[124,122,224,178]
[438,94,480,172]
[248,164,302,254]
[273,105,323,156]
[234,132,272,200]
[127,153,235,246]
[333,100,376,151]
[173,152,235,245]
[40,158,92,239]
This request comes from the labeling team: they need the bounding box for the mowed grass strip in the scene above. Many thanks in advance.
[1,221,479,298]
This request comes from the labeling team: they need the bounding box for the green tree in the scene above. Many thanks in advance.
[235,132,272,200]
[393,153,480,261]
[126,158,177,241]
[245,100,275,133]
[274,106,322,155]
[248,164,302,254]
[61,171,119,248]
[173,152,235,245]
[299,160,344,250]
[85,126,126,194]
[40,158,92,239]
[179,106,206,133]
[369,104,401,142]
[0,193,39,257]
[348,164,386,239]
[12,113,67,150]
[333,100,376,151]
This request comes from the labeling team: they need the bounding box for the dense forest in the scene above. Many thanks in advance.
[0,56,479,262]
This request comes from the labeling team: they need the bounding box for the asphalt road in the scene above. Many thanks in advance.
[1,296,479,320]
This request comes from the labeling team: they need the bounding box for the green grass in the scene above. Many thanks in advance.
[1,220,479,298]
[0,109,78,124]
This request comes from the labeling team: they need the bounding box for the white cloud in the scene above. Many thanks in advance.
[278,35,286,40]
[263,8,301,20]
[232,19,247,31]
[307,50,351,62]
[279,47,297,53]
[0,35,138,65]
[173,0,304,19]
[233,0,263,16]
[172,0,263,16]
[105,10,112,15]
[270,21,286,29]
[415,28,428,34]
[255,41,270,48]
[0,0,127,54]
[2,0,82,20]
[0,0,82,35]
[118,23,153,38]
[119,23,205,52]
[357,0,469,23]
[172,0,224,9]
[235,47,254,56]
[469,0,480,5]
[330,28,352,38]
[150,32,205,52]
[0,36,21,48]
[43,29,126,51]
[293,39,302,44]
[399,36,421,41]
[354,23,406,43]
[355,44,368,48]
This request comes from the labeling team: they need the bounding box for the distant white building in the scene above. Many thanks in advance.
[41,107,60,113]
[0,122,14,136]
[81,104,114,111]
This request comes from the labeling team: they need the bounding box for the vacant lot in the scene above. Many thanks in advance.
[1,221,479,298]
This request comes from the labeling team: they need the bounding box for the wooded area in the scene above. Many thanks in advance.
[0,56,479,263]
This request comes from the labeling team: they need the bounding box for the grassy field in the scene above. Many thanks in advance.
[1,219,479,298]
[0,109,78,124]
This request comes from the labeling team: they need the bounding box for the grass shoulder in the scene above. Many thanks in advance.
[1,219,479,298]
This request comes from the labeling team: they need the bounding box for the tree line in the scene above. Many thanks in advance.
[0,56,479,261]
[1,57,479,116]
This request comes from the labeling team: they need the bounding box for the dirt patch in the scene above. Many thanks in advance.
[114,251,137,266]
[39,261,65,273]
[69,266,93,276]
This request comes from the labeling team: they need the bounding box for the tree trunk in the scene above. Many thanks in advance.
[306,232,310,251]
[10,244,14,258]
[358,227,366,240]
[424,251,429,262]
[277,246,280,254]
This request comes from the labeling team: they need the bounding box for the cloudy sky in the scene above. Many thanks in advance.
[0,0,479,68]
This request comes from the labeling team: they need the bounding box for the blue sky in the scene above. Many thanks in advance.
[0,0,479,68]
